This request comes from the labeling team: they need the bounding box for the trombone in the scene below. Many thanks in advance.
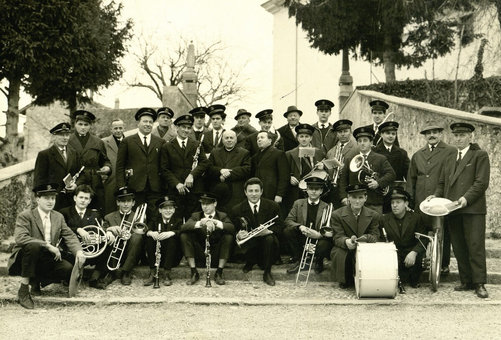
[236,215,279,246]
[349,155,389,195]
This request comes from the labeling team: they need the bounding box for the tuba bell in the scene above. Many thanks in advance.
[349,155,389,195]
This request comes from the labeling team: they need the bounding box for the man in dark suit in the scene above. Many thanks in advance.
[251,131,288,205]
[160,114,209,220]
[8,184,85,309]
[231,177,282,286]
[380,188,428,293]
[206,130,251,212]
[116,108,166,220]
[374,121,410,213]
[232,109,257,148]
[152,107,177,142]
[103,119,124,214]
[180,193,234,285]
[277,105,302,152]
[143,197,183,287]
[339,127,396,213]
[284,177,333,274]
[188,106,209,141]
[34,122,81,211]
[362,99,399,147]
[202,104,226,157]
[68,110,111,214]
[432,122,490,298]
[330,184,380,288]
[244,109,283,156]
[407,124,456,274]
[311,99,338,154]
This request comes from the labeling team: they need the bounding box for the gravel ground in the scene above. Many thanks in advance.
[0,303,500,339]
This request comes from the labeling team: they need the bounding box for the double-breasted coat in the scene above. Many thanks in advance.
[311,123,338,154]
[277,124,299,152]
[251,146,289,200]
[103,135,120,214]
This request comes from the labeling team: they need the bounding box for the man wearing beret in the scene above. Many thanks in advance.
[232,108,257,148]
[244,109,284,156]
[374,121,410,213]
[152,107,177,143]
[116,107,166,220]
[311,99,338,154]
[330,184,380,288]
[431,122,490,298]
[407,124,456,274]
[202,104,227,157]
[188,106,209,141]
[68,110,111,214]
[362,99,399,147]
[8,184,85,309]
[277,105,302,152]
[34,122,81,211]
[380,188,428,293]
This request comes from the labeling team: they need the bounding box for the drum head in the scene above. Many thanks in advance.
[420,198,461,216]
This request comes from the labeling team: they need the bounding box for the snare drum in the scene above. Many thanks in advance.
[355,242,399,298]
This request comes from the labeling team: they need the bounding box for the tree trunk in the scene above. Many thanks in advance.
[0,77,22,167]
[383,34,396,82]
[68,92,77,125]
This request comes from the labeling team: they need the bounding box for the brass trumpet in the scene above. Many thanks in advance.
[349,155,389,195]
[329,144,344,187]
[236,215,279,246]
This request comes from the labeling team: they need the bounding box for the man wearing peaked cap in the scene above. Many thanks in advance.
[244,109,284,155]
[34,122,82,211]
[189,107,209,141]
[116,106,166,221]
[312,99,338,154]
[71,110,96,123]
[431,121,490,298]
[363,99,399,147]
[152,107,177,143]
[278,105,302,152]
[202,104,227,157]
[232,109,257,148]
[8,182,85,309]
[174,114,194,126]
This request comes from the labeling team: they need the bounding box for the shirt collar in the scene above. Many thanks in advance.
[176,136,188,147]
[37,207,50,220]
[248,200,261,211]
[137,131,151,141]
[75,207,86,215]
[193,127,204,132]
[459,144,470,156]
[307,198,320,206]
[204,212,216,219]
[360,150,371,157]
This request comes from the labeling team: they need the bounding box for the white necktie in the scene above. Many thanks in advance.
[43,215,51,243]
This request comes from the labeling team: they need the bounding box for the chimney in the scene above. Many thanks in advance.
[114,98,120,110]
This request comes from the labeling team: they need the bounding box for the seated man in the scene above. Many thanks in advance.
[284,176,333,275]
[8,183,85,309]
[103,187,145,285]
[180,193,234,285]
[231,177,282,286]
[330,184,380,288]
[380,188,428,293]
[143,197,183,287]
[60,184,111,289]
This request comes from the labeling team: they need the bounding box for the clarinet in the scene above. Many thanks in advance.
[192,135,205,171]
[153,223,161,289]
[204,229,212,287]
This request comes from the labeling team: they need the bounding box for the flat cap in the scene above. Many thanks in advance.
[450,122,475,133]
[208,104,226,119]
[115,186,135,199]
[199,192,218,203]
[255,109,273,121]
[346,184,368,194]
[295,123,315,136]
[390,187,410,201]
[420,125,444,135]
[379,121,399,133]
[33,183,58,195]
[189,107,209,117]
[156,197,176,208]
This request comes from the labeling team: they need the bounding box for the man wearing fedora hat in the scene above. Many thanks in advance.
[311,99,338,153]
[188,106,209,141]
[232,108,257,148]
[8,183,85,309]
[152,107,177,143]
[431,122,490,298]
[277,105,302,152]
[202,104,227,157]
[34,122,81,211]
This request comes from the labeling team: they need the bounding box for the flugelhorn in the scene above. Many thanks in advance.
[236,215,279,246]
[349,155,389,195]
[80,219,108,259]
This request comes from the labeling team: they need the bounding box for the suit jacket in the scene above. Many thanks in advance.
[251,146,289,199]
[103,135,120,213]
[201,128,225,156]
[231,198,282,234]
[435,143,490,215]
[380,211,428,258]
[148,216,183,235]
[362,123,400,147]
[33,144,80,192]
[207,146,251,204]
[115,133,166,192]
[311,122,338,154]
[181,210,235,235]
[8,208,82,274]
[188,127,209,142]
[277,124,298,152]
[284,199,329,231]
[232,124,257,148]
[152,125,177,143]
[339,151,396,205]
[374,143,410,181]
[60,206,103,235]
[160,137,208,192]
[103,209,137,232]
[407,140,456,209]
[285,146,324,179]
[244,131,284,156]
[325,138,359,185]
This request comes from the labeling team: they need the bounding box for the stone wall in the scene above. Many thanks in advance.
[341,90,501,236]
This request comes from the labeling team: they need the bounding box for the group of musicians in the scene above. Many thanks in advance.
[8,98,490,309]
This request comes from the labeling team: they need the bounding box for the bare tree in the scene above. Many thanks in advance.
[127,37,248,106]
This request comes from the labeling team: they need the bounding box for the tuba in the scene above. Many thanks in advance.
[349,155,389,195]
[80,219,108,259]
[107,203,148,271]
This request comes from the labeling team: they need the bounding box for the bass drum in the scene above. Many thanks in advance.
[355,242,399,298]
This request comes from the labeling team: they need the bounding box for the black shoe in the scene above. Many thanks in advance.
[102,273,115,286]
[410,282,421,289]
[454,283,474,291]
[314,260,324,274]
[286,262,300,274]
[163,273,172,286]
[475,284,488,298]
[89,279,106,290]
[186,271,200,285]
[215,272,225,285]
[275,257,283,265]
[288,257,296,264]
[441,266,450,275]
[121,272,132,286]
[30,279,41,296]
[242,262,253,273]
[339,282,353,289]
[143,271,155,286]
[18,284,34,309]
[398,281,406,294]
[263,272,275,286]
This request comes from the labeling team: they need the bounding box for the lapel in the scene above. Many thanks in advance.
[33,209,45,237]
[386,214,401,241]
[132,134,148,155]
[259,146,274,165]
[243,201,258,226]
[298,200,308,227]
[290,148,301,173]
[357,206,372,236]
[69,134,84,154]
[50,211,59,243]
[282,126,296,142]
[49,145,67,169]
[149,135,162,155]
[450,148,473,185]
[315,201,328,229]
[341,206,358,235]
[105,136,118,155]
[186,138,197,159]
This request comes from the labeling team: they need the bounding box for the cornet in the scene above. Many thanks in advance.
[349,155,389,195]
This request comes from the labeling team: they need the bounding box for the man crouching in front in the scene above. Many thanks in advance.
[7,183,85,309]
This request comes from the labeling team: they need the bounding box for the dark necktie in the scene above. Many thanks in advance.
[430,145,435,152]
[143,136,148,149]
[455,151,462,169]
[387,147,391,153]
[321,124,325,129]
[208,215,213,219]
[340,143,345,150]
[181,140,186,149]
[61,148,67,162]
[214,131,219,146]
[253,204,258,219]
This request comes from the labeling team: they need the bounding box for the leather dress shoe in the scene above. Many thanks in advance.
[89,279,106,290]
[410,282,421,289]
[30,280,41,296]
[163,273,172,286]
[215,272,225,285]
[286,262,300,274]
[454,283,474,291]
[398,281,406,294]
[475,284,488,298]
[242,262,253,273]
[339,282,353,289]
[441,266,450,275]
[263,272,275,286]
[102,273,115,286]
[314,260,324,274]
[121,271,132,285]
[18,284,34,309]
[186,271,200,285]
[143,271,155,286]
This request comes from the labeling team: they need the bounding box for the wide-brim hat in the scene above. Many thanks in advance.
[315,99,334,110]
[72,110,96,123]
[235,109,252,120]
[420,125,444,135]
[450,122,475,133]
[370,100,389,112]
[174,114,194,126]
[157,107,174,118]
[135,107,157,121]
[346,184,368,194]
[379,121,399,133]
[332,119,353,132]
[33,183,59,196]
[115,186,135,199]
[50,122,71,135]
[255,109,273,121]
[283,105,303,118]
[353,126,375,140]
